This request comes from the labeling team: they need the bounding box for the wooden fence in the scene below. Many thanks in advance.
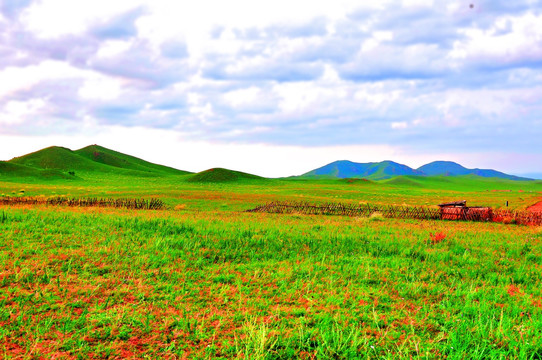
[0,196,165,210]
[247,201,542,226]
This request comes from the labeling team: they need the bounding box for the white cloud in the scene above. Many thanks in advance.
[95,40,134,58]
[0,60,128,104]
[1,0,541,175]
[391,121,408,129]
[78,76,122,101]
[402,0,434,7]
[354,84,403,108]
[186,93,214,123]
[0,98,47,125]
[361,31,394,52]
[223,87,264,109]
[20,0,144,38]
[436,88,522,119]
[273,81,348,114]
[133,0,380,60]
[0,61,83,99]
[449,13,542,65]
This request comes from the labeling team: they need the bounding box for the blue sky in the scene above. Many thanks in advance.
[0,0,541,177]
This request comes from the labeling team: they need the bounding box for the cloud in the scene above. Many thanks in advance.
[204,59,324,82]
[0,0,33,19]
[87,39,191,88]
[449,12,542,71]
[78,76,123,101]
[0,98,47,125]
[0,0,541,175]
[20,0,145,39]
[90,7,146,40]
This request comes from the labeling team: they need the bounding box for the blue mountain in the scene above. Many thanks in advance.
[301,160,532,181]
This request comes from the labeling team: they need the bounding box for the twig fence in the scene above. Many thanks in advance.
[0,196,165,210]
[247,201,542,226]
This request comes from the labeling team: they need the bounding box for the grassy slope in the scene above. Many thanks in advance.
[0,160,74,181]
[7,145,191,179]
[1,206,541,358]
[1,173,542,358]
[8,146,107,172]
[1,172,541,211]
[75,145,191,175]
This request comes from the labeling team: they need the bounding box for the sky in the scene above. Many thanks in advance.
[0,0,541,178]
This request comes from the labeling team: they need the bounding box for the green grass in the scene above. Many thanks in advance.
[0,161,75,181]
[1,170,542,358]
[0,207,541,358]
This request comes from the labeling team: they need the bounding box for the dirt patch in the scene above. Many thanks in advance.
[527,201,542,213]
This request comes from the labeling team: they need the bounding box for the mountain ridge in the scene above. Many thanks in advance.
[301,160,532,181]
[0,145,535,182]
[5,145,191,178]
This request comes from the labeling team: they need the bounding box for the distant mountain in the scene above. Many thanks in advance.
[301,160,532,181]
[5,145,191,178]
[417,161,530,181]
[302,160,423,180]
[417,161,471,176]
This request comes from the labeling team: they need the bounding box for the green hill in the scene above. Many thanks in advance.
[187,168,264,183]
[9,146,107,172]
[6,145,190,178]
[75,145,190,175]
[381,176,424,187]
[0,160,74,180]
[377,174,537,193]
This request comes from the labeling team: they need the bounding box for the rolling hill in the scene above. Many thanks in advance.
[0,160,74,180]
[74,145,190,175]
[9,146,103,172]
[2,145,535,183]
[417,161,528,180]
[4,145,190,178]
[302,160,423,180]
[301,160,423,180]
[301,160,532,181]
[187,168,264,183]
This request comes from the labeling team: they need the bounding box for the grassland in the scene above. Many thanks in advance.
[1,171,542,359]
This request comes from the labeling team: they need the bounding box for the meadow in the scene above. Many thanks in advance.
[1,172,542,359]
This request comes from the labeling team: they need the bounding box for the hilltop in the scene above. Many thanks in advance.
[74,145,190,175]
[302,160,423,180]
[4,145,190,179]
[418,161,526,181]
[187,168,265,183]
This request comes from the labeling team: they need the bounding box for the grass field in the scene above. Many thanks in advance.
[1,172,542,358]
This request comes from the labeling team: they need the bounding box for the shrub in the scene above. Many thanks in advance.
[428,232,446,245]
[369,212,384,221]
